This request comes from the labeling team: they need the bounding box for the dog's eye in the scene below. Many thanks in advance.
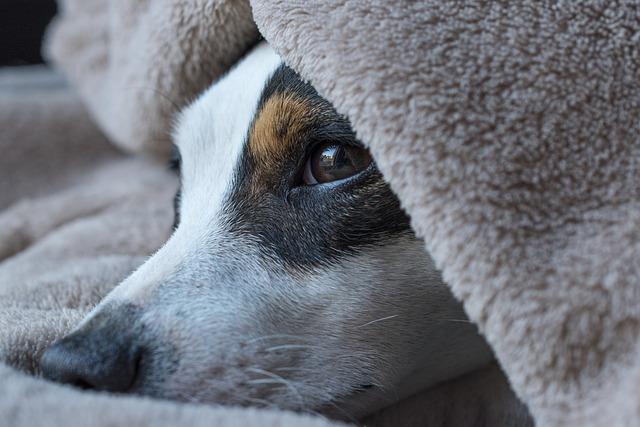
[302,143,372,185]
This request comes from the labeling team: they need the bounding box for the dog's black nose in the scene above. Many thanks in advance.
[40,326,142,392]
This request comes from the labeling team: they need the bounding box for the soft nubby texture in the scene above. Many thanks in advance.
[45,0,260,156]
[1,1,638,426]
[251,2,640,425]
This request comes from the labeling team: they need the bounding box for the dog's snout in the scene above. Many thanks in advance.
[40,325,143,392]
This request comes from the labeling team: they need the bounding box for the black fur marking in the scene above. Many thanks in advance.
[169,144,182,230]
[168,144,182,173]
[223,65,411,269]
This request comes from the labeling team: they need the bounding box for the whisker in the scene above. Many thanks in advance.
[246,367,293,382]
[265,344,321,352]
[246,334,311,344]
[245,367,306,407]
[356,314,399,328]
[274,367,318,373]
[247,378,291,386]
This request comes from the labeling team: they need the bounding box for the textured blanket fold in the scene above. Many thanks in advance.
[0,67,344,427]
[2,1,639,426]
[45,0,259,155]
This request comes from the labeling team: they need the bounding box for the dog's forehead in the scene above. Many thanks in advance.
[172,43,283,219]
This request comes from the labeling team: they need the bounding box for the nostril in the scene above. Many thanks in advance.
[40,331,143,393]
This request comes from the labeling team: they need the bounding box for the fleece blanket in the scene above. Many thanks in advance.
[1,1,639,426]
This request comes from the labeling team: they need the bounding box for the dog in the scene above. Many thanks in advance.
[40,42,493,420]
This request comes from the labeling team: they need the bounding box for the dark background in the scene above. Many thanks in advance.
[1,0,58,66]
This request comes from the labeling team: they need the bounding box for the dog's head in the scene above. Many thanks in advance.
[40,43,492,419]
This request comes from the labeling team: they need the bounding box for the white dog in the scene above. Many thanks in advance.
[40,43,494,420]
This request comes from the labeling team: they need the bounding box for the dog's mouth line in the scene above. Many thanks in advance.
[110,351,380,413]
[127,347,146,392]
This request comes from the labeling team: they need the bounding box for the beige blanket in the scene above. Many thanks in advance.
[2,1,639,426]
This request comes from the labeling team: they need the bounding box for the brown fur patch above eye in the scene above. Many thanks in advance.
[226,64,412,269]
[249,93,313,166]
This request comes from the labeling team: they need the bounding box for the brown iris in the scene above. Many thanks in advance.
[302,143,372,185]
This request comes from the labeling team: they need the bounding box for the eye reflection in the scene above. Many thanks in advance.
[302,143,372,185]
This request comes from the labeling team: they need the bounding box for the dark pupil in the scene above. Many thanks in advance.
[312,144,370,183]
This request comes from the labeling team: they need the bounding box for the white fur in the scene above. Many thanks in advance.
[98,43,282,306]
[75,43,493,419]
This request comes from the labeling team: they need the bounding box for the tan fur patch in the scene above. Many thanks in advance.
[249,93,313,166]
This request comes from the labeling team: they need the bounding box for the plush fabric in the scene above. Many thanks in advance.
[45,0,259,156]
[250,2,640,425]
[0,364,341,427]
[2,1,638,426]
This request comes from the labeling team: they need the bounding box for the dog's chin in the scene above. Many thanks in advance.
[123,369,385,421]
